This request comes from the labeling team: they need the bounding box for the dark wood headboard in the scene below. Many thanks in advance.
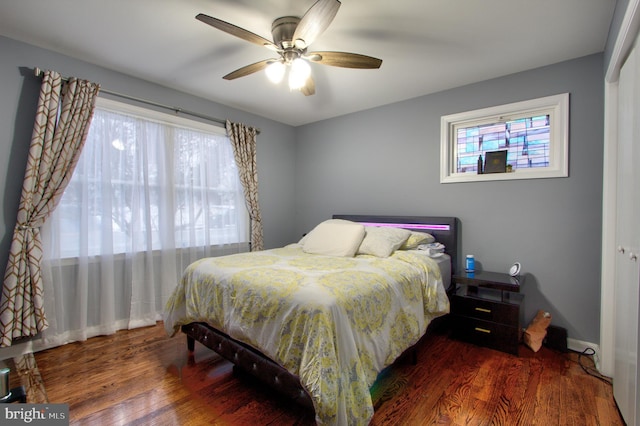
[333,214,460,288]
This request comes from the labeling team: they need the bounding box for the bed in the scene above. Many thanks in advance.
[164,215,459,425]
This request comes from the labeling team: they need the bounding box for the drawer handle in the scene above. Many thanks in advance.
[474,307,491,313]
[474,327,491,334]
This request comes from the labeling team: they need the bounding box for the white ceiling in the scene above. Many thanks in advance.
[0,0,616,126]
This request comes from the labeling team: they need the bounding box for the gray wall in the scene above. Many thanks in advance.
[0,34,298,275]
[294,54,605,344]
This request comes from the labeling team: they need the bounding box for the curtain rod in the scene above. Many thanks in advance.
[32,67,260,134]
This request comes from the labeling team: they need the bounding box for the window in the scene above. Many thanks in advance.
[48,97,249,258]
[440,93,569,183]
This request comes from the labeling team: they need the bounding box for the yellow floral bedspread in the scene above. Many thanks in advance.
[164,245,449,425]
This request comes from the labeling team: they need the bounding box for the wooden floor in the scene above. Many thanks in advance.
[25,321,623,425]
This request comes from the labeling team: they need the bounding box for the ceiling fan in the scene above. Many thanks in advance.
[196,0,382,96]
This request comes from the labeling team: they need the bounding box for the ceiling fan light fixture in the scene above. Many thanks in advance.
[288,58,311,90]
[265,61,286,84]
[197,0,382,96]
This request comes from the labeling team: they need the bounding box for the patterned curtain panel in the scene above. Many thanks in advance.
[226,120,264,251]
[0,70,100,347]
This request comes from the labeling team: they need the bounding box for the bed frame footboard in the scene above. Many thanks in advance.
[181,322,314,409]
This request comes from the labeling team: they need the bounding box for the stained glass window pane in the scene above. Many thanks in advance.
[454,115,550,174]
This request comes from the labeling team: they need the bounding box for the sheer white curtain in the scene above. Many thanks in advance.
[38,98,249,348]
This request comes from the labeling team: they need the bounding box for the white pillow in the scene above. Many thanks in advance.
[357,226,411,257]
[302,219,366,257]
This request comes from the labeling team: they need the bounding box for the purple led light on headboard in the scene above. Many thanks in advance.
[360,222,450,231]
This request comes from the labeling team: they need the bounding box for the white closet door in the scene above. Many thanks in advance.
[614,32,640,426]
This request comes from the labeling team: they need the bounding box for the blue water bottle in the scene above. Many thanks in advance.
[465,255,475,272]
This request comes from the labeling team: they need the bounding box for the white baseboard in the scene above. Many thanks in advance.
[568,337,603,373]
[0,340,36,361]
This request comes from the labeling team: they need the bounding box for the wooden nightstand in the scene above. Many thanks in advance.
[450,271,524,355]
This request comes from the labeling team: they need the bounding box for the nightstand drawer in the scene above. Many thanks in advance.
[450,293,519,324]
[450,315,520,355]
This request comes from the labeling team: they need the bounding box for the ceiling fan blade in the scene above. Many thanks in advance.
[306,51,382,69]
[196,13,279,51]
[223,59,273,80]
[292,0,341,49]
[299,77,316,96]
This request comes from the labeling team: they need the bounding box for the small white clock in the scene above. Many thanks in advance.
[509,262,521,277]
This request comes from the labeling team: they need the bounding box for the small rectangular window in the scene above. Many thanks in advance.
[440,93,569,183]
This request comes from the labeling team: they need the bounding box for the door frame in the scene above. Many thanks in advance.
[600,0,640,377]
